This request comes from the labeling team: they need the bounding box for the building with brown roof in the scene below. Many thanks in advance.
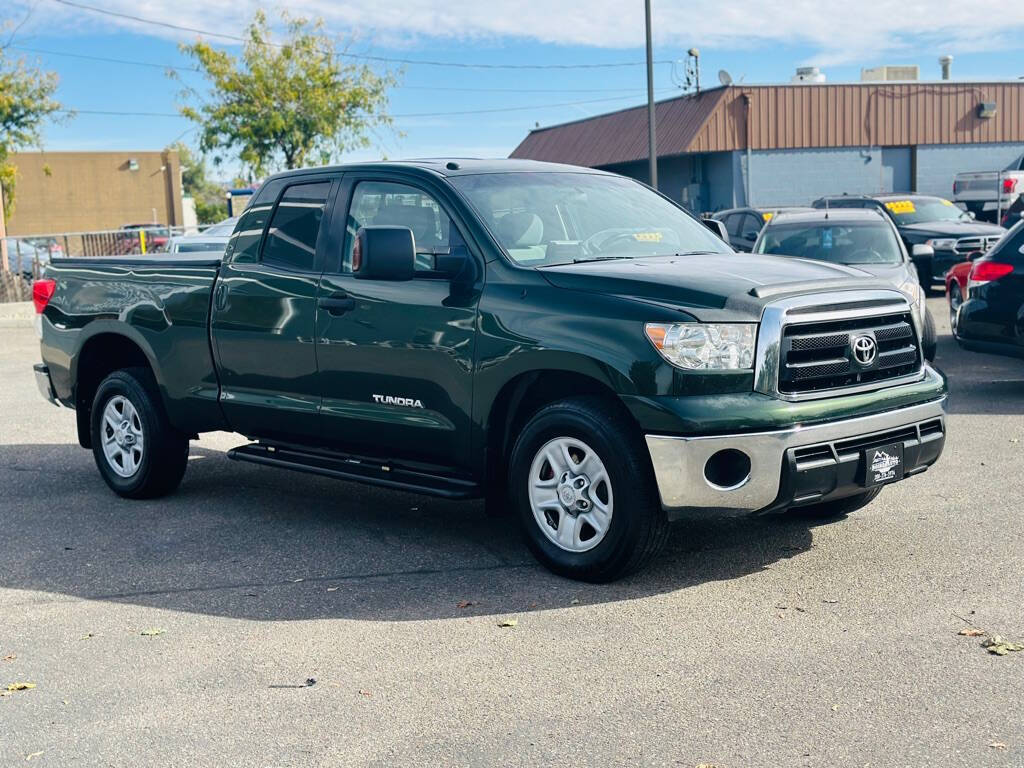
[510,80,1024,215]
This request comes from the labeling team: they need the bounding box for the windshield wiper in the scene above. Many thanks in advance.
[570,255,634,263]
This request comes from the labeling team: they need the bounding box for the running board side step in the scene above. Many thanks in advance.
[227,443,481,499]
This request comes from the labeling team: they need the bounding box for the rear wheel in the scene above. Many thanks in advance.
[91,367,189,499]
[789,488,882,519]
[509,396,668,582]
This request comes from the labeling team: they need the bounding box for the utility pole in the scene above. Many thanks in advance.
[0,183,8,273]
[644,0,658,190]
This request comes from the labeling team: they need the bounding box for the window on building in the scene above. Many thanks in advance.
[262,181,332,272]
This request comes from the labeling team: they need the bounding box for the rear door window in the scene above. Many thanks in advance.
[739,214,763,240]
[262,181,332,272]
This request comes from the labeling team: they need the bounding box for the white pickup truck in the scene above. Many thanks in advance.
[953,153,1024,221]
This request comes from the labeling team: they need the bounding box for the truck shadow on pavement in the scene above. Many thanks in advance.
[0,443,823,622]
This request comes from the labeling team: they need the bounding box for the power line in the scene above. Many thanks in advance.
[57,90,671,120]
[12,45,654,95]
[10,45,199,72]
[50,0,673,71]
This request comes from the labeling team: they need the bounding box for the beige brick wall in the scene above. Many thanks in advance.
[5,150,183,236]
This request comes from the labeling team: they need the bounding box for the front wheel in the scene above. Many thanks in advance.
[508,396,668,582]
[921,307,937,362]
[91,367,189,499]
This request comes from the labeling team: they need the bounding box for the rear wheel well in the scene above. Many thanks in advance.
[74,334,153,448]
[485,370,637,487]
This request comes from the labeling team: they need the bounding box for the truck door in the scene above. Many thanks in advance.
[211,175,338,442]
[315,175,481,469]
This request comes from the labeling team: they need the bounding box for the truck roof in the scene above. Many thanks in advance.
[772,208,887,224]
[267,158,612,181]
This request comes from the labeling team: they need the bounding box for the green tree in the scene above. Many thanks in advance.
[0,46,64,218]
[175,10,396,177]
[168,141,227,224]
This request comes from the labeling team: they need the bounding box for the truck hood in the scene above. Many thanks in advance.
[538,253,895,322]
[898,220,1004,239]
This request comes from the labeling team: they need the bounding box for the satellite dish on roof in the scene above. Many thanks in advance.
[718,69,733,86]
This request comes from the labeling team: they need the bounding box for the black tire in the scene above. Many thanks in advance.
[789,487,882,519]
[508,396,669,582]
[948,282,963,340]
[921,306,937,362]
[90,367,189,499]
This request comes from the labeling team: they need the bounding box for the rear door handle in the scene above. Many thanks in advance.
[318,295,356,315]
[214,283,228,311]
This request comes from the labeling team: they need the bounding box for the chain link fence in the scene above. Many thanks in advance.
[1,226,195,302]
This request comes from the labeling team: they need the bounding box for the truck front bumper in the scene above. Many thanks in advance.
[645,396,946,513]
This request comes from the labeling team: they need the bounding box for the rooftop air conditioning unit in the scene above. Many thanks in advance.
[861,65,920,82]
[791,66,826,83]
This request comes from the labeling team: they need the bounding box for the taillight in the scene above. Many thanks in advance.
[1003,178,1018,194]
[967,261,1014,290]
[32,278,56,314]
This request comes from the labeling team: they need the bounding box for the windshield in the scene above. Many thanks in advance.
[448,172,730,266]
[202,218,238,236]
[757,221,903,265]
[881,197,969,224]
[173,241,225,253]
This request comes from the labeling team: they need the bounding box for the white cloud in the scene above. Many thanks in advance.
[10,0,1024,65]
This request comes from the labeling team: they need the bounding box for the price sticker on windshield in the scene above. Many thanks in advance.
[632,232,663,242]
[762,212,774,221]
[940,199,954,206]
[884,200,916,215]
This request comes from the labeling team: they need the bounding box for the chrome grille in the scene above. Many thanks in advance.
[778,312,921,395]
[954,235,1001,255]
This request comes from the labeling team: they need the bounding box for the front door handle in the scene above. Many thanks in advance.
[214,282,228,311]
[318,295,356,315]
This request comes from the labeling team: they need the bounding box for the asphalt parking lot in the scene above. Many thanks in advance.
[1,296,1022,767]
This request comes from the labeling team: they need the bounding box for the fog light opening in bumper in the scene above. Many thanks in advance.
[703,449,752,491]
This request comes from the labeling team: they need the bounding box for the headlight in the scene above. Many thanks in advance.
[898,278,922,306]
[645,323,756,370]
[925,238,956,250]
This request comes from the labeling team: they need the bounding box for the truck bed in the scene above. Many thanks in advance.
[40,256,226,435]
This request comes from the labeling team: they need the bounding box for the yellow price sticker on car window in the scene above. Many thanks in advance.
[633,232,663,242]
[762,212,774,221]
[940,199,954,206]
[885,200,916,215]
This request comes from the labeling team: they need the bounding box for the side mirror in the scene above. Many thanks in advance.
[353,226,415,281]
[702,218,729,244]
[911,243,934,259]
[968,210,977,220]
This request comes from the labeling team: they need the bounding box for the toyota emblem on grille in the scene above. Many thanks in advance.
[851,334,877,366]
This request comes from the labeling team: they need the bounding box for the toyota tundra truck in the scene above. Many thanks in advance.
[32,160,947,582]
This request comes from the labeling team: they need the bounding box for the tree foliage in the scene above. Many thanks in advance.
[167,141,227,224]
[175,10,395,176]
[0,46,64,218]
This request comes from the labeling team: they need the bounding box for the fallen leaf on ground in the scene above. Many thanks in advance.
[831,704,839,711]
[25,751,44,761]
[982,636,1024,655]
[794,606,807,613]
[958,628,985,637]
[6,682,36,691]
[139,628,165,637]
[2,655,15,662]
[498,618,518,628]
[990,742,1008,750]
[456,600,474,609]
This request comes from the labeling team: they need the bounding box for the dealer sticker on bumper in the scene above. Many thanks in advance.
[864,442,905,487]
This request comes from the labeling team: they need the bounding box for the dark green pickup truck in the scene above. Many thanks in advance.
[33,159,947,581]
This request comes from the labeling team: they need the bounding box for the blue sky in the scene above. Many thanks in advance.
[4,0,1024,179]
